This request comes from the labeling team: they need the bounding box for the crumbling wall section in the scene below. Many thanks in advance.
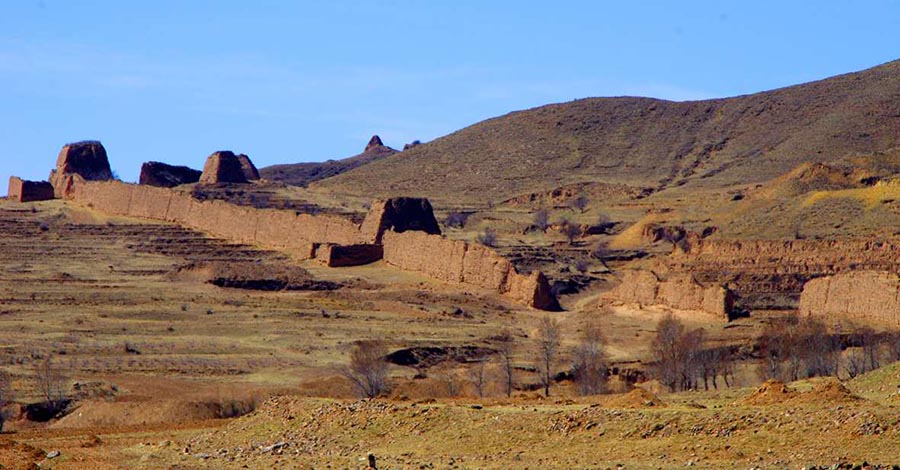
[381,230,555,309]
[7,177,54,202]
[62,179,556,309]
[799,271,900,327]
[602,270,732,318]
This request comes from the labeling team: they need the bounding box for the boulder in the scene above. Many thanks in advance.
[199,151,254,184]
[49,141,113,196]
[7,176,54,202]
[360,197,442,244]
[139,162,202,188]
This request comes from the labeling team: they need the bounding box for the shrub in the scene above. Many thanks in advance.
[533,209,549,233]
[444,212,469,229]
[477,228,498,247]
[343,340,390,398]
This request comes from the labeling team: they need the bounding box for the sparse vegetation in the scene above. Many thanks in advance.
[533,208,549,232]
[533,316,561,397]
[571,321,606,396]
[342,340,390,399]
[477,227,498,247]
[444,211,469,229]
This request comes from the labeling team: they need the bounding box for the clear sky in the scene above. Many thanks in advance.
[3,1,900,184]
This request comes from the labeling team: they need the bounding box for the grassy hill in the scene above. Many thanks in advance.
[317,59,900,205]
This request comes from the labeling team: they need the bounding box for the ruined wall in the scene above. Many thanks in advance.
[601,270,732,319]
[666,238,900,311]
[7,177,54,202]
[381,230,555,309]
[315,244,383,267]
[799,271,900,327]
[63,179,556,309]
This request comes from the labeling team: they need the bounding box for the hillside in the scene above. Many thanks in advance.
[260,135,397,187]
[318,59,900,204]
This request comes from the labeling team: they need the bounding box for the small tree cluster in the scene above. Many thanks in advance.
[651,315,734,391]
[558,219,581,245]
[757,315,840,382]
[572,321,607,395]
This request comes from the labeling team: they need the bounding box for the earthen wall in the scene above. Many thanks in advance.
[602,270,732,318]
[7,177,54,203]
[799,271,900,327]
[381,231,554,309]
[62,179,555,308]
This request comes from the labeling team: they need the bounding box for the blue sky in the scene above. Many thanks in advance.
[3,1,900,184]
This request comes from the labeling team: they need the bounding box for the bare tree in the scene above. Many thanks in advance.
[570,194,589,213]
[342,340,390,398]
[494,331,516,398]
[468,360,489,398]
[572,321,607,396]
[34,355,68,406]
[558,219,581,245]
[533,209,549,233]
[534,316,562,397]
[678,327,706,391]
[652,314,685,391]
[477,227,498,247]
[436,366,463,397]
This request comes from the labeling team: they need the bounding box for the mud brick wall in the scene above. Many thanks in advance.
[381,230,554,309]
[7,177,54,203]
[129,185,173,220]
[799,271,900,327]
[601,270,732,319]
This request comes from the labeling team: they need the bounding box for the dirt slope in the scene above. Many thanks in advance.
[319,59,900,204]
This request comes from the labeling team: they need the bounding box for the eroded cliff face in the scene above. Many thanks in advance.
[601,269,733,319]
[61,179,555,309]
[667,238,900,311]
[799,271,900,327]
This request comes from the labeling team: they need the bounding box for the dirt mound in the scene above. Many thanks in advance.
[604,387,664,409]
[169,261,340,291]
[791,378,862,405]
[51,396,258,429]
[738,379,796,405]
[139,161,202,187]
[754,162,869,199]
